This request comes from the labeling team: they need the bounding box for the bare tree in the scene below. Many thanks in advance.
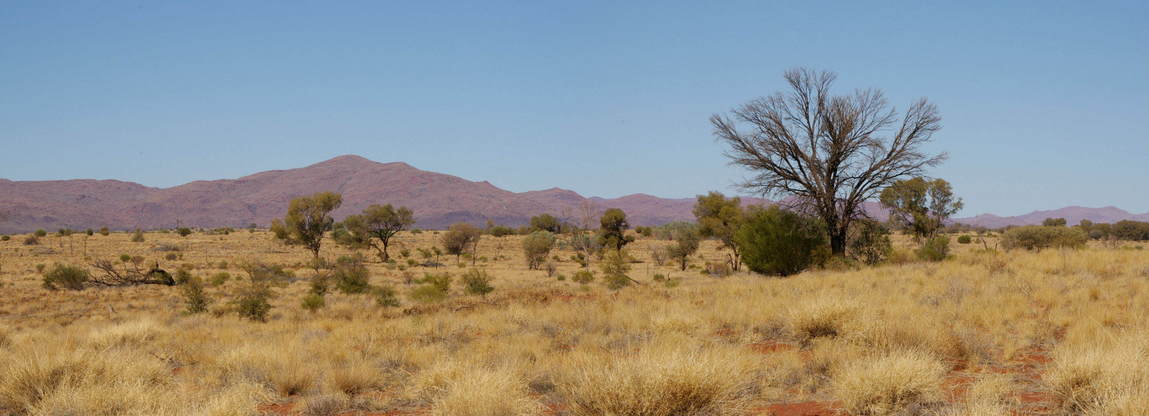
[711,68,944,255]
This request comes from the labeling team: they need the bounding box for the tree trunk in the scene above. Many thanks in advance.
[829,227,848,257]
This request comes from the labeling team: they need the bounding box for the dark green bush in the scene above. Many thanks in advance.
[1002,226,1088,251]
[848,219,892,266]
[734,206,827,276]
[176,227,193,237]
[572,270,594,284]
[234,284,273,322]
[917,236,951,261]
[34,229,47,237]
[22,235,38,245]
[42,264,89,290]
[957,235,972,244]
[522,231,556,270]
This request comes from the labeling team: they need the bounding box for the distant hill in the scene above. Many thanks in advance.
[1,155,1143,233]
[953,206,1149,229]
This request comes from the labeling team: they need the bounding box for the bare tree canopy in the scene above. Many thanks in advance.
[711,68,944,255]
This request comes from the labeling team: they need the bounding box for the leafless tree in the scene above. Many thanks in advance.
[711,68,944,255]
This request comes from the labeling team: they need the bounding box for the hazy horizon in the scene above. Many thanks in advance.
[2,2,1147,217]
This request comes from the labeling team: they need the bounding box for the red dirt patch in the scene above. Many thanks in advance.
[258,402,295,415]
[759,401,841,416]
[749,341,798,354]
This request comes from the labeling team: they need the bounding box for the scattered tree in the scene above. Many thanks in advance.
[1042,217,1067,227]
[712,68,945,256]
[693,192,745,271]
[522,231,557,270]
[530,214,562,234]
[338,204,415,262]
[880,177,963,240]
[598,208,633,251]
[666,224,702,271]
[1002,226,1087,251]
[271,192,343,259]
[441,222,482,264]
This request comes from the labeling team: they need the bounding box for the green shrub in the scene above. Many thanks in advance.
[572,270,594,284]
[522,231,557,270]
[373,285,401,307]
[462,268,494,296]
[176,227,193,237]
[35,264,46,273]
[917,236,950,261]
[734,206,828,276]
[42,264,89,290]
[174,268,193,284]
[1001,226,1088,251]
[848,219,892,266]
[130,229,145,242]
[301,293,325,312]
[210,272,231,286]
[410,272,451,303]
[600,249,633,290]
[181,276,211,314]
[333,256,371,294]
[233,284,273,322]
[34,229,47,237]
[957,235,972,244]
[85,229,94,236]
[1,235,9,241]
[99,227,110,236]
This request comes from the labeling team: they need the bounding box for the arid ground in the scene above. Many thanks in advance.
[1,231,1146,415]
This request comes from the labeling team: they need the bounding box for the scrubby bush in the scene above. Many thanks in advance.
[487,225,515,237]
[0,235,8,241]
[34,229,47,237]
[130,229,145,242]
[234,284,273,322]
[176,227,192,237]
[173,268,193,284]
[598,208,634,251]
[411,272,451,303]
[333,256,371,294]
[41,264,89,290]
[522,231,556,270]
[373,285,401,307]
[600,249,634,290]
[666,224,701,271]
[441,223,481,263]
[735,206,827,276]
[99,227,110,236]
[181,276,211,314]
[462,268,494,297]
[22,235,39,245]
[917,236,950,262]
[848,219,892,265]
[301,293,325,313]
[957,235,972,244]
[210,271,231,286]
[529,214,562,233]
[572,270,595,285]
[1001,226,1087,251]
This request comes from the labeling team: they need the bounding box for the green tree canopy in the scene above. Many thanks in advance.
[270,192,343,259]
[338,204,415,261]
[879,177,963,240]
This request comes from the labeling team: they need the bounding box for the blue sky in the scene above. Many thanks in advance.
[1,1,1146,216]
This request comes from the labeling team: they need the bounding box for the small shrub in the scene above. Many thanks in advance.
[333,256,371,294]
[34,229,47,237]
[522,231,557,270]
[99,227,110,236]
[410,272,451,303]
[600,249,633,290]
[373,285,401,307]
[301,293,326,313]
[703,261,732,278]
[173,268,193,284]
[181,276,211,314]
[957,235,972,244]
[233,284,273,322]
[22,235,39,245]
[85,229,93,236]
[0,235,9,241]
[176,227,192,237]
[462,268,494,297]
[35,263,46,273]
[130,229,145,242]
[917,236,950,262]
[164,253,179,261]
[848,219,893,265]
[652,273,667,282]
[1001,226,1088,251]
[41,264,89,291]
[210,272,231,286]
[572,270,595,284]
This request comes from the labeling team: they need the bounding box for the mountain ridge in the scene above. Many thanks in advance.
[0,155,1144,233]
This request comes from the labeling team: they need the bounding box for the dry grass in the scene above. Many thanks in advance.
[0,230,1147,414]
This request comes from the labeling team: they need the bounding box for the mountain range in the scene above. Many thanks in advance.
[0,155,1145,234]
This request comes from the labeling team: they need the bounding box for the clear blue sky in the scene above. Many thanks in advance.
[2,1,1146,216]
